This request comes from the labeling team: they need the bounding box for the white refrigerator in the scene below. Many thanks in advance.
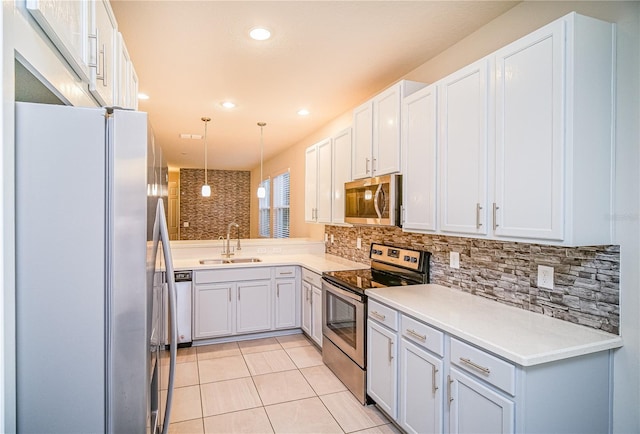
[15,102,178,433]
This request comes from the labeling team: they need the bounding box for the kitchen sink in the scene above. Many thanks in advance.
[198,257,262,265]
[227,257,262,263]
[198,259,226,265]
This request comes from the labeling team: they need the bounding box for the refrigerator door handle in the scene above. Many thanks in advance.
[155,200,178,434]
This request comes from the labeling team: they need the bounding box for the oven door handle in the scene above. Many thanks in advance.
[323,280,364,302]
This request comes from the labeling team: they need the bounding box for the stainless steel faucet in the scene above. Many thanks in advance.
[222,222,241,257]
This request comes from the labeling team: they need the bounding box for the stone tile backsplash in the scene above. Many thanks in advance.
[179,169,250,240]
[325,225,620,334]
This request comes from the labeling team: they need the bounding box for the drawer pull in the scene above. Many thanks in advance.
[460,357,491,375]
[279,271,293,275]
[370,311,386,321]
[406,328,427,342]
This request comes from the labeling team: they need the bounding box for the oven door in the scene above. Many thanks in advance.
[322,280,366,368]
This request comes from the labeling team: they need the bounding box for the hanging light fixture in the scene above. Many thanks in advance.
[257,122,267,199]
[201,116,211,197]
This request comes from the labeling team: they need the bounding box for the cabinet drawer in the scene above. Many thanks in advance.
[400,315,444,357]
[275,266,297,278]
[450,338,515,396]
[302,268,322,287]
[195,267,271,284]
[368,300,398,331]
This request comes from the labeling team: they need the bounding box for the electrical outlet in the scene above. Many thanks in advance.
[330,234,334,244]
[537,265,554,289]
[356,237,362,249]
[450,251,460,269]
[183,222,189,228]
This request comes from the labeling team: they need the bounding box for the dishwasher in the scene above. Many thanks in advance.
[164,270,192,347]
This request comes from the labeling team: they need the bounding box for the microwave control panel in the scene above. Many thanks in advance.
[370,243,422,270]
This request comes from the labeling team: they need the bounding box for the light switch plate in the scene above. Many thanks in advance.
[183,222,189,228]
[537,265,554,289]
[330,234,334,244]
[324,233,328,242]
[450,251,460,269]
[356,237,362,249]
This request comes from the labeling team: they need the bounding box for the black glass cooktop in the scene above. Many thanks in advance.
[323,268,419,295]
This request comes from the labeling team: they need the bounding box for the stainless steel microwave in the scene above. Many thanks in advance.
[344,174,401,226]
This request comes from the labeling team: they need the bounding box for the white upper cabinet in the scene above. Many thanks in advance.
[26,0,92,83]
[89,0,118,107]
[305,138,332,223]
[401,84,438,232]
[438,59,489,236]
[352,80,427,180]
[492,13,614,245]
[332,128,352,224]
[115,32,138,109]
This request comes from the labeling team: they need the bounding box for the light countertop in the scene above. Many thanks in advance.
[172,253,368,275]
[366,284,623,367]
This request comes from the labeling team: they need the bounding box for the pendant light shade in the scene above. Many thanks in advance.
[201,117,211,197]
[257,122,267,199]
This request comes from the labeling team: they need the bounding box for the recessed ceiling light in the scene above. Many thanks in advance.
[137,93,150,100]
[298,109,310,116]
[221,101,236,109]
[249,27,271,41]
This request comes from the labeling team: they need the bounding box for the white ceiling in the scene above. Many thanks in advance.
[111,1,518,171]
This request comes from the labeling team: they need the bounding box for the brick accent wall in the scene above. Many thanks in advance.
[325,225,620,334]
[179,169,250,240]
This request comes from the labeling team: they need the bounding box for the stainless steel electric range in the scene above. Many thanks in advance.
[321,243,431,404]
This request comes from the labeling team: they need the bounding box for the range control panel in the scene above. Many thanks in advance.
[370,243,422,270]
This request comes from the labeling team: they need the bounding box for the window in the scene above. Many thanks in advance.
[273,172,290,238]
[258,178,270,238]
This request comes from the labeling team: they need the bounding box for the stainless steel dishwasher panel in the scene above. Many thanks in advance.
[164,271,193,346]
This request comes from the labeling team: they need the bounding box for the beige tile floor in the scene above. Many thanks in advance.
[162,334,399,434]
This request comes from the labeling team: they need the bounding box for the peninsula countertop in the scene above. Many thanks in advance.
[366,284,623,367]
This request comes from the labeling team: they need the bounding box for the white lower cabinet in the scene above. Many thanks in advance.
[236,280,271,334]
[193,266,300,340]
[366,299,613,434]
[301,268,323,347]
[399,339,443,434]
[194,283,234,338]
[448,367,514,434]
[367,319,398,419]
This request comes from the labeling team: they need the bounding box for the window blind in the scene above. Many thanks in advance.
[273,172,290,238]
[258,178,271,238]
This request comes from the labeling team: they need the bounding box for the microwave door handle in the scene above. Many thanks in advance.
[373,184,383,219]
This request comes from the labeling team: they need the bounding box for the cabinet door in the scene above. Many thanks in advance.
[352,101,373,179]
[115,32,131,108]
[448,367,514,434]
[305,145,318,222]
[301,281,312,336]
[90,0,117,106]
[439,60,489,236]
[399,339,443,434]
[274,278,296,329]
[26,0,91,82]
[367,320,398,418]
[236,280,272,334]
[402,85,437,232]
[373,84,402,176]
[494,20,564,241]
[194,283,233,339]
[311,286,323,347]
[316,138,333,223]
[332,128,352,224]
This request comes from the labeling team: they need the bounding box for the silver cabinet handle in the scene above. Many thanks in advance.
[492,203,499,230]
[460,357,491,375]
[447,375,454,407]
[238,288,241,301]
[388,339,394,362]
[432,365,439,395]
[279,271,293,275]
[406,329,426,342]
[228,288,231,302]
[365,157,370,174]
[370,311,385,321]
[372,157,377,174]
[476,203,483,229]
[276,284,280,297]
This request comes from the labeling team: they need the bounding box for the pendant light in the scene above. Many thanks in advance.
[201,116,211,197]
[256,122,267,199]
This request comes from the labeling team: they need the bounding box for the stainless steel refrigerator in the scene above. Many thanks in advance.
[15,102,178,433]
